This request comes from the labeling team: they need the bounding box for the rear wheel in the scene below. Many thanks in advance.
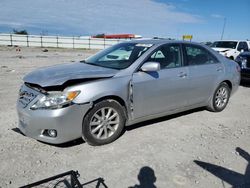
[82,100,126,146]
[207,82,230,112]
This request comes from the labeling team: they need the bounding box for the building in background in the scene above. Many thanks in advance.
[92,34,142,39]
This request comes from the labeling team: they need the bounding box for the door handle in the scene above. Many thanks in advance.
[178,72,187,78]
[216,67,223,72]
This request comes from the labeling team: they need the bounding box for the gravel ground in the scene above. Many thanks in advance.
[0,46,250,188]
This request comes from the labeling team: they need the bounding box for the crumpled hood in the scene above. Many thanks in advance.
[24,62,118,87]
[212,47,231,53]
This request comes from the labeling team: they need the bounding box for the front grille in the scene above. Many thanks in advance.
[18,85,37,108]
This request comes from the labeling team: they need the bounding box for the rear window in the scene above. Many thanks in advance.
[211,41,237,49]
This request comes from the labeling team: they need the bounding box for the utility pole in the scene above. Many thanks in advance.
[221,17,226,40]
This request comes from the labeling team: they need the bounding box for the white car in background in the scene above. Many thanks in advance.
[211,40,250,60]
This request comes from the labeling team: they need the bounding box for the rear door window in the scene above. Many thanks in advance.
[184,44,219,66]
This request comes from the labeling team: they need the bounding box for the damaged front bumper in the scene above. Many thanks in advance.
[16,84,91,144]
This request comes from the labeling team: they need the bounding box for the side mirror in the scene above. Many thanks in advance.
[240,49,244,53]
[140,62,160,72]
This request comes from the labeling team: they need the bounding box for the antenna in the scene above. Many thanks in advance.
[221,17,226,40]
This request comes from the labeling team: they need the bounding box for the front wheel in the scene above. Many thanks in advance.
[207,82,231,112]
[82,100,126,146]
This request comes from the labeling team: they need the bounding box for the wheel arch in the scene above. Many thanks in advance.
[207,80,231,112]
[84,95,128,120]
[229,56,234,60]
[94,95,127,109]
[222,80,232,91]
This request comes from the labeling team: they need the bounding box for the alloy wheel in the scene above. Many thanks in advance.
[89,107,120,140]
[215,87,229,109]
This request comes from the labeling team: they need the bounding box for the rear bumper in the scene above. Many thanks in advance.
[17,100,92,144]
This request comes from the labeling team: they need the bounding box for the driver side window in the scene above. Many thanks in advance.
[146,44,182,69]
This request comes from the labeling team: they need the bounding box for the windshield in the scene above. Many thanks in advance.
[211,41,237,49]
[83,42,153,70]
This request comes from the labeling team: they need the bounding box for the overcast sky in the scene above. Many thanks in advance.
[0,0,249,41]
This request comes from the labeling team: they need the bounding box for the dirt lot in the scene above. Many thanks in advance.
[0,46,250,188]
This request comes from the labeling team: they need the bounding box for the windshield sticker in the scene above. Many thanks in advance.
[136,44,153,48]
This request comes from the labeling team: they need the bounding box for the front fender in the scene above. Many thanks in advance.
[67,76,131,105]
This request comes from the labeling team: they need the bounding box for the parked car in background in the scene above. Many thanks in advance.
[17,40,240,146]
[211,40,250,60]
[201,41,212,46]
[235,51,250,81]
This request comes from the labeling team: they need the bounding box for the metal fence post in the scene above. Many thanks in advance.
[104,38,106,49]
[10,34,13,46]
[26,35,29,47]
[88,37,91,49]
[56,36,59,48]
[40,36,43,47]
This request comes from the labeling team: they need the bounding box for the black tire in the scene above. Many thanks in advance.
[82,99,126,146]
[207,82,231,112]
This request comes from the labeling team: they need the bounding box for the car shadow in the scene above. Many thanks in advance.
[12,127,25,135]
[42,138,85,148]
[194,147,250,188]
[126,107,204,131]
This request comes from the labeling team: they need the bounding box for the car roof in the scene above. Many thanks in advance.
[124,39,202,46]
[213,40,247,42]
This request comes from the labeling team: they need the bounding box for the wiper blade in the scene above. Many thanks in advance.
[80,60,100,67]
[82,61,121,70]
[84,62,101,67]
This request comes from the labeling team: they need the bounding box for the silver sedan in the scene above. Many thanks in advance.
[17,40,241,145]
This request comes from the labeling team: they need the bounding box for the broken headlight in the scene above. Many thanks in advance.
[31,90,80,110]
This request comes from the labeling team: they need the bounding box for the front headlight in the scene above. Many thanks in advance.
[31,90,80,110]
